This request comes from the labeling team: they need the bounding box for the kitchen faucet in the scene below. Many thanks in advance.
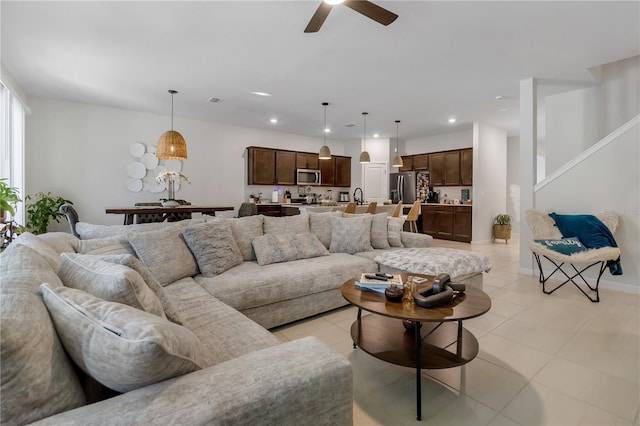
[353,187,364,205]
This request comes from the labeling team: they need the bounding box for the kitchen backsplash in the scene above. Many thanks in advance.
[433,186,473,203]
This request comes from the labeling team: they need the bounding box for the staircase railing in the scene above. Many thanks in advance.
[534,114,639,192]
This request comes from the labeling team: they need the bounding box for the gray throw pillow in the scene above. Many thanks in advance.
[40,284,206,393]
[342,213,391,249]
[224,215,264,261]
[89,254,183,325]
[58,253,165,318]
[182,221,243,276]
[128,227,199,286]
[309,211,342,248]
[387,217,405,247]
[329,215,373,254]
[252,232,329,266]
[263,213,310,235]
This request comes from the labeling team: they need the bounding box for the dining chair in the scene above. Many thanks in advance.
[133,202,165,224]
[390,201,403,217]
[344,202,357,214]
[366,202,377,214]
[401,200,422,233]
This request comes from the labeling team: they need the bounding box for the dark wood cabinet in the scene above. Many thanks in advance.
[443,150,460,186]
[334,156,351,187]
[275,150,296,185]
[460,148,473,185]
[399,156,413,172]
[412,154,428,170]
[319,157,335,186]
[296,153,319,170]
[428,153,444,185]
[248,147,276,185]
[422,205,472,243]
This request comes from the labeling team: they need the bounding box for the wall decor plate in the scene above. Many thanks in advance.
[126,178,143,192]
[126,161,146,179]
[129,143,145,158]
[141,152,159,170]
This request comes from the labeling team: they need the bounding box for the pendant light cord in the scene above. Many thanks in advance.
[323,103,327,144]
[362,112,368,149]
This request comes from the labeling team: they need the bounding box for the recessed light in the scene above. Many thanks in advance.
[448,118,457,123]
[208,97,223,103]
[345,123,355,127]
[270,118,278,124]
[495,95,505,101]
[251,91,271,97]
[324,128,331,133]
[373,133,379,138]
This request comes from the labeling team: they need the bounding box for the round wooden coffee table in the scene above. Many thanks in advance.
[341,273,491,421]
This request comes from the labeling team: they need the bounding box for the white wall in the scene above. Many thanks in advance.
[507,136,521,232]
[544,55,640,173]
[26,98,347,228]
[472,122,507,243]
[404,129,473,154]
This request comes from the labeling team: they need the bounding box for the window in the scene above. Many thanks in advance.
[0,81,26,225]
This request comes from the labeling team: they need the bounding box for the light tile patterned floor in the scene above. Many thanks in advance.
[272,237,640,425]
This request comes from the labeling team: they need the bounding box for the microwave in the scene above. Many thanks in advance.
[296,169,322,185]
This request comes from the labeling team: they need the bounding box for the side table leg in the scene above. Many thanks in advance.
[354,308,362,349]
[456,320,463,356]
[415,321,422,421]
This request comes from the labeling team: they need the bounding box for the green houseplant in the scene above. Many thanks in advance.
[25,192,73,235]
[0,178,22,222]
[493,214,512,244]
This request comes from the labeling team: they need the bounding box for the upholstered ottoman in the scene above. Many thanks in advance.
[373,247,492,289]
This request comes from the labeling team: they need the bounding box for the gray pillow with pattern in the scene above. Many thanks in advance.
[263,213,310,235]
[182,221,243,276]
[309,211,342,248]
[387,217,405,247]
[252,232,329,266]
[329,215,373,254]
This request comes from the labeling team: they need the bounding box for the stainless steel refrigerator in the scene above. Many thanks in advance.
[390,172,416,204]
[390,171,430,204]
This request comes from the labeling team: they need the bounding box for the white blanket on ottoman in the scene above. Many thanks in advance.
[373,248,492,277]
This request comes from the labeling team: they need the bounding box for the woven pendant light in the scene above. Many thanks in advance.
[157,90,187,160]
[319,102,332,159]
[392,120,403,167]
[359,112,371,163]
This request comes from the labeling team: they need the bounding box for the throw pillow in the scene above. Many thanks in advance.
[128,227,199,286]
[89,254,183,325]
[182,221,243,276]
[72,235,136,256]
[224,215,264,261]
[252,232,329,266]
[329,215,373,254]
[58,253,165,318]
[534,237,588,255]
[387,217,405,247]
[11,232,62,272]
[263,213,310,235]
[309,211,342,248]
[40,284,206,393]
[342,213,391,250]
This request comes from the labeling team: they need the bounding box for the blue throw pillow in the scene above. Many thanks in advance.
[535,237,587,255]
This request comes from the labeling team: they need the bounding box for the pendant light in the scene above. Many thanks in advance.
[392,120,404,167]
[156,90,188,160]
[359,112,371,163]
[318,102,332,159]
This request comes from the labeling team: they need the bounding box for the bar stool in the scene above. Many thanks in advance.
[366,202,377,214]
[401,200,421,233]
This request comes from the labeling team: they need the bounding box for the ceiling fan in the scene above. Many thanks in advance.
[304,0,398,33]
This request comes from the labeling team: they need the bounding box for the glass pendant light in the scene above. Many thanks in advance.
[156,90,188,160]
[392,120,404,167]
[318,102,331,159]
[359,112,371,163]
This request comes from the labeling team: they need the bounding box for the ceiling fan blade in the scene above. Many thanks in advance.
[343,0,398,26]
[304,2,333,33]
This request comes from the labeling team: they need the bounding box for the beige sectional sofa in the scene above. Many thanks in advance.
[1,211,432,424]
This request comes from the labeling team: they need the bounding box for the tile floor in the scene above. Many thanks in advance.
[272,236,640,425]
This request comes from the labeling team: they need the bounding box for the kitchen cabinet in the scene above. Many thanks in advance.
[319,157,335,186]
[422,205,472,243]
[412,154,428,170]
[275,151,296,185]
[460,148,473,185]
[428,153,443,185]
[247,147,295,185]
[296,153,319,170]
[443,150,460,185]
[399,156,413,172]
[248,147,275,185]
[334,156,351,187]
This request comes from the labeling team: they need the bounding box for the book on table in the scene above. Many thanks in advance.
[355,273,403,293]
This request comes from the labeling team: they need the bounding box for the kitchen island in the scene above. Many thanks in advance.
[421,204,472,242]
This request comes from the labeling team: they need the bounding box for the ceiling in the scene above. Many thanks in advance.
[2,1,639,142]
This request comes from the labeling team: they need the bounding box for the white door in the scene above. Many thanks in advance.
[362,162,388,203]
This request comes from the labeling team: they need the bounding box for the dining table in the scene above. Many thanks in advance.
[105,205,234,225]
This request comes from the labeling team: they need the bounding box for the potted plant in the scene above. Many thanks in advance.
[0,178,21,222]
[493,214,512,243]
[25,192,73,234]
